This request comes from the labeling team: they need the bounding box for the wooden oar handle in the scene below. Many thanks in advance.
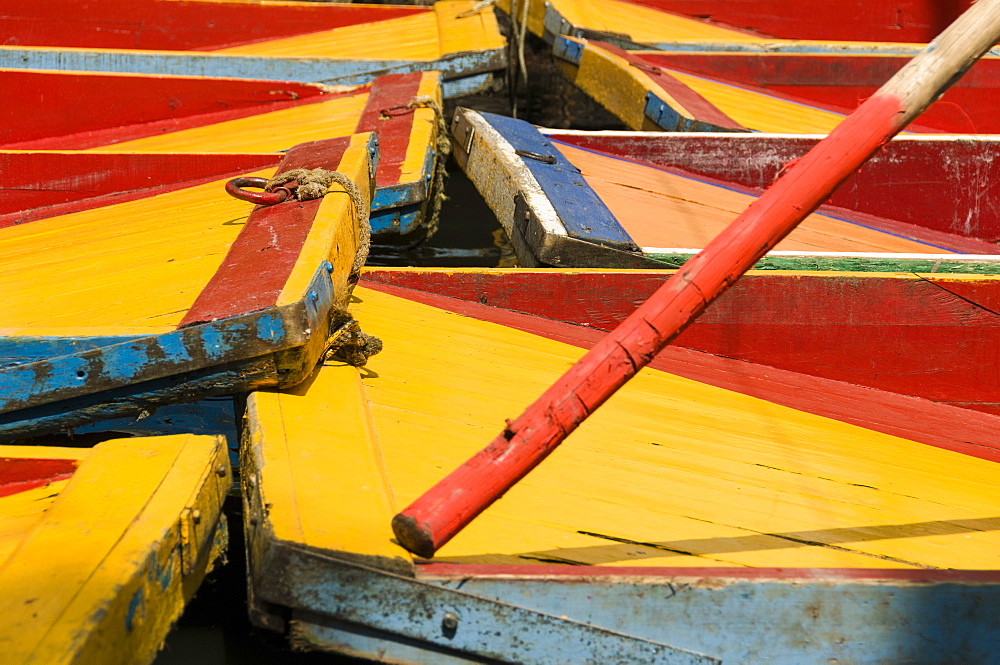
[392,0,1000,558]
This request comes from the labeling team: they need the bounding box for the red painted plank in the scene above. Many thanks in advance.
[179,137,351,326]
[548,133,1000,243]
[552,137,1000,253]
[0,152,281,226]
[621,0,971,43]
[0,70,340,150]
[354,73,425,190]
[0,457,78,499]
[361,270,1000,414]
[0,0,425,51]
[361,278,1000,463]
[641,52,1000,133]
[594,42,745,130]
[417,562,1000,582]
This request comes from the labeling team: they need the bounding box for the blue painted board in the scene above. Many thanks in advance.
[477,112,637,250]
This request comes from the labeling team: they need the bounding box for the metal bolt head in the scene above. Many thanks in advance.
[441,612,459,633]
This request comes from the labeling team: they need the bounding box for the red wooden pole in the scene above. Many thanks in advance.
[392,0,1000,558]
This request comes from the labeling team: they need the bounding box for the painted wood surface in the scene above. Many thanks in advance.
[0,135,372,437]
[547,131,1000,242]
[0,0,505,96]
[554,37,1000,134]
[0,69,442,234]
[361,267,1000,416]
[0,434,230,665]
[243,277,1000,662]
[621,0,971,42]
[452,108,1000,270]
[406,3,1000,558]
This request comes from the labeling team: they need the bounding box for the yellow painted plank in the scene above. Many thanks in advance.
[567,39,672,130]
[344,285,1000,569]
[244,362,409,570]
[666,68,848,133]
[555,143,948,253]
[435,0,506,55]
[0,447,87,569]
[0,171,266,329]
[215,1,502,60]
[397,72,444,187]
[567,38,848,133]
[513,0,759,42]
[89,94,368,153]
[276,132,372,307]
[0,434,230,665]
[216,12,441,60]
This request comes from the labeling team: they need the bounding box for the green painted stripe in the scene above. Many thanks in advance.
[645,253,1000,273]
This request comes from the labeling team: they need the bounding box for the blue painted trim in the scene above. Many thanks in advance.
[372,183,426,211]
[370,203,423,236]
[250,549,717,665]
[552,35,584,64]
[258,554,1000,664]
[477,112,637,250]
[0,49,504,98]
[642,92,743,133]
[440,72,495,98]
[0,335,144,368]
[0,265,334,417]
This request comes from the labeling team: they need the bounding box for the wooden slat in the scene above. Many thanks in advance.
[244,363,409,571]
[554,143,955,253]
[0,434,230,665]
[334,285,1000,569]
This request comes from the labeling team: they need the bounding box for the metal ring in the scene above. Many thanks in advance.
[225,176,293,206]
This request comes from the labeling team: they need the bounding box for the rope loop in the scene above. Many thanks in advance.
[264,168,371,275]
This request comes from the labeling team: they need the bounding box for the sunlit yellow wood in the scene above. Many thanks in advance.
[501,0,758,42]
[337,284,1000,569]
[555,143,948,253]
[665,68,848,133]
[391,72,443,190]
[436,0,506,55]
[0,434,230,665]
[0,447,86,568]
[564,38,849,133]
[89,94,368,153]
[566,39,678,130]
[0,169,269,330]
[215,1,501,61]
[244,362,409,571]
[276,132,372,307]
[529,0,931,50]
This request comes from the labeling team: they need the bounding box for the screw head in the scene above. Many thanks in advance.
[441,612,459,632]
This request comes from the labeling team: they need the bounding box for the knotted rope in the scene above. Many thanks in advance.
[265,168,370,275]
[264,168,382,366]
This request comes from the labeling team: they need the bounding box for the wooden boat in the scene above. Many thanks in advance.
[1,68,444,236]
[241,265,1000,663]
[0,135,373,438]
[0,0,505,99]
[505,0,980,49]
[451,108,1000,270]
[0,433,230,664]
[551,36,1000,133]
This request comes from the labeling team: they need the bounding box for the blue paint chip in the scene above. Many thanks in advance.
[255,313,287,343]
